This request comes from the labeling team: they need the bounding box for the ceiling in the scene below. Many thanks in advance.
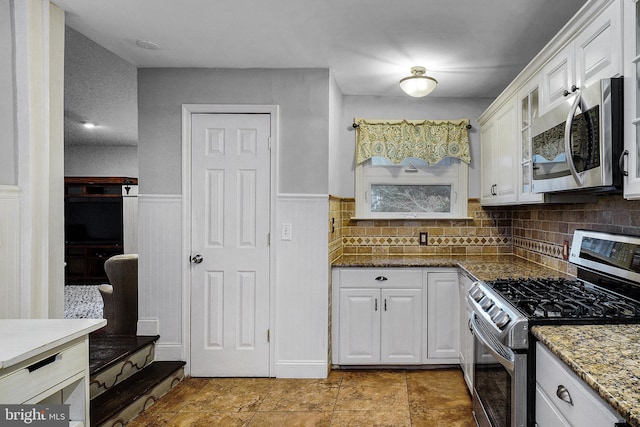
[56,0,587,145]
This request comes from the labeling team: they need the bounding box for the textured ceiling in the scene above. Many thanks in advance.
[57,0,588,145]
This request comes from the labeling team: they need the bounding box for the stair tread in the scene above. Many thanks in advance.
[90,360,185,426]
[89,334,160,376]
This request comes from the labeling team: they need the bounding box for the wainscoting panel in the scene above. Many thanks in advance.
[138,195,183,360]
[275,194,329,378]
[0,186,21,318]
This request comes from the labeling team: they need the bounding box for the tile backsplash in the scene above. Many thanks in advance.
[330,193,640,276]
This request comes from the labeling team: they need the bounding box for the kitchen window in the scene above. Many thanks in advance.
[353,118,470,219]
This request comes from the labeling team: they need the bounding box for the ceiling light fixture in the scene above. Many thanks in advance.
[399,66,438,97]
[136,40,160,50]
[83,122,96,129]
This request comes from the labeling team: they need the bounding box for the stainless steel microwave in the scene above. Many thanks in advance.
[531,78,623,194]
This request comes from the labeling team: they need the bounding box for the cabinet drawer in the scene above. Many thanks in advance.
[0,340,86,403]
[535,343,622,426]
[337,268,422,288]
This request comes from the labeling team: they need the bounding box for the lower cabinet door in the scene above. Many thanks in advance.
[338,288,381,364]
[380,289,423,364]
[427,272,460,360]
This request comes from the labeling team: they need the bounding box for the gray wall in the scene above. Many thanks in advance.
[0,0,16,185]
[65,145,138,177]
[64,26,138,177]
[335,95,495,199]
[328,72,343,196]
[137,68,330,195]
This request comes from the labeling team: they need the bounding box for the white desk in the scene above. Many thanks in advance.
[0,319,106,426]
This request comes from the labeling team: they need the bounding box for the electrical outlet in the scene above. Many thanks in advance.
[419,232,428,246]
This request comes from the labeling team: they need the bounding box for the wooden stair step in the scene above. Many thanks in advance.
[90,360,185,427]
[89,334,160,376]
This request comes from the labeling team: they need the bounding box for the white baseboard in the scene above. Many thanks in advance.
[275,361,329,379]
[154,343,184,361]
[137,318,159,335]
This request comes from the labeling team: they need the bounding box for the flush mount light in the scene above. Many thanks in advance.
[83,122,96,129]
[136,40,160,50]
[399,66,438,97]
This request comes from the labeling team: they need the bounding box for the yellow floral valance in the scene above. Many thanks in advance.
[355,118,471,165]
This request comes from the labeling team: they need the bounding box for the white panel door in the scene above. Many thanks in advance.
[427,272,460,360]
[380,288,422,364]
[190,113,271,377]
[338,288,380,364]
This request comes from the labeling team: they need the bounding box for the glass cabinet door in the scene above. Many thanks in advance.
[623,0,640,199]
[517,80,544,203]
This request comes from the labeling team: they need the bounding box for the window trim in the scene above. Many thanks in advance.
[354,158,469,219]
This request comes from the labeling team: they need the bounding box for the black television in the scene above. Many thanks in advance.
[65,198,123,244]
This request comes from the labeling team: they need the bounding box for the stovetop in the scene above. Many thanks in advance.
[487,277,640,321]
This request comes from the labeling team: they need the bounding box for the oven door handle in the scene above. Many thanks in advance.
[564,92,585,187]
[471,314,515,373]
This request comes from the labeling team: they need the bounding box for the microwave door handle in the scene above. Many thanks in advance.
[564,94,584,187]
[471,314,515,373]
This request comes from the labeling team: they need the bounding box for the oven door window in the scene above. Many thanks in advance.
[474,338,511,427]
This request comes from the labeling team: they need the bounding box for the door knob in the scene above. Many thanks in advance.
[190,254,204,264]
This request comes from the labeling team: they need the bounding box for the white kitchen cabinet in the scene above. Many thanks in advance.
[380,289,423,364]
[540,0,622,114]
[516,76,545,204]
[622,0,640,199]
[338,288,380,364]
[426,271,460,361]
[480,97,518,206]
[337,287,422,365]
[457,271,475,392]
[535,342,624,426]
[333,267,461,366]
[333,268,423,365]
[0,319,106,426]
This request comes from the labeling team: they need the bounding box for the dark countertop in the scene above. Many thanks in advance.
[532,325,640,427]
[332,254,571,282]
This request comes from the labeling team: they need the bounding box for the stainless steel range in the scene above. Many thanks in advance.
[468,229,640,427]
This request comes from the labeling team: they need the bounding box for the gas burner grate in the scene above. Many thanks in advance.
[487,277,640,320]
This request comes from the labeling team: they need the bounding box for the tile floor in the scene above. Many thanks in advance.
[129,368,475,426]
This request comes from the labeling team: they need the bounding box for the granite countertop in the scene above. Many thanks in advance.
[332,254,571,282]
[532,325,640,427]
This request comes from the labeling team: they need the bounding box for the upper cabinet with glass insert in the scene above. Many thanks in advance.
[622,0,640,199]
[517,77,545,204]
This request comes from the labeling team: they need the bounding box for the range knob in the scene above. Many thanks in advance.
[494,312,511,329]
[479,296,494,310]
[488,305,502,318]
[470,287,485,302]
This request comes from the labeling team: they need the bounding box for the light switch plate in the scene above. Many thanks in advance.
[281,223,292,240]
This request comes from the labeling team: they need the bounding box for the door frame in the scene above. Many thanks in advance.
[181,104,279,376]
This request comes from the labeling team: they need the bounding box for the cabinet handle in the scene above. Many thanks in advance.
[375,276,388,281]
[384,299,387,311]
[28,354,59,372]
[562,85,579,97]
[375,298,378,311]
[468,318,473,333]
[491,184,497,196]
[556,385,574,406]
